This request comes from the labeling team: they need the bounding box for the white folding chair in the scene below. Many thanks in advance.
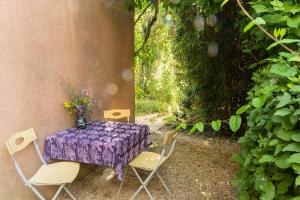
[103,109,131,122]
[117,131,178,200]
[5,128,80,200]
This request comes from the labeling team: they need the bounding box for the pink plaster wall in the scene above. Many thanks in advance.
[0,0,134,199]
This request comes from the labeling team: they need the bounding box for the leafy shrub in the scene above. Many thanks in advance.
[231,0,300,199]
[135,87,147,99]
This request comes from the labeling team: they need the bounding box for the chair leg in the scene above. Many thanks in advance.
[26,183,46,200]
[131,167,154,200]
[63,185,77,200]
[156,172,171,195]
[51,184,65,200]
[116,168,127,200]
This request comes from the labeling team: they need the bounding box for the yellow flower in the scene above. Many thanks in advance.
[64,101,71,108]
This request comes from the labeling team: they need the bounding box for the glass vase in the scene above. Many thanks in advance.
[75,114,88,129]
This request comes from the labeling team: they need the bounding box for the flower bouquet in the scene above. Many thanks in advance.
[64,88,94,129]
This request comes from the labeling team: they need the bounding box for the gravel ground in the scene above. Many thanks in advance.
[59,115,239,200]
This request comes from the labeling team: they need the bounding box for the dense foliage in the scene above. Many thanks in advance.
[134,6,179,114]
[130,1,251,123]
[231,1,300,199]
[168,0,251,122]
[129,0,300,198]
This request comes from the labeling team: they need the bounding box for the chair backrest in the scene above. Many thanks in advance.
[5,128,37,155]
[5,128,46,163]
[162,131,178,159]
[103,109,130,122]
[5,128,46,184]
[163,131,177,146]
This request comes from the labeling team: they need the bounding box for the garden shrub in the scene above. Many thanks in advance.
[231,0,300,199]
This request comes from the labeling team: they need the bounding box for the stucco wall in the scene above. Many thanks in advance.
[0,0,134,199]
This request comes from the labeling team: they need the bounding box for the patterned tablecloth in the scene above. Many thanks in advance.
[43,121,152,181]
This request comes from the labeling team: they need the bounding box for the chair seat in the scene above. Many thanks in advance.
[28,162,80,186]
[129,151,166,171]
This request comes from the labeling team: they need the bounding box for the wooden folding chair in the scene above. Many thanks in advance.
[117,131,178,200]
[5,128,80,200]
[103,109,131,122]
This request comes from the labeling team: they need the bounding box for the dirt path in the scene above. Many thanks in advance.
[60,115,239,200]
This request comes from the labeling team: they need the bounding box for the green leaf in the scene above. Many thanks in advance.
[244,17,266,32]
[275,128,293,141]
[211,120,221,132]
[279,28,286,39]
[292,133,300,142]
[274,107,292,116]
[277,180,290,194]
[289,56,300,62]
[176,122,187,131]
[296,175,300,186]
[270,63,298,77]
[275,153,291,169]
[283,143,300,152]
[267,39,300,50]
[290,115,298,126]
[288,76,300,83]
[263,14,287,24]
[260,182,275,200]
[292,164,300,174]
[275,144,283,155]
[277,175,293,194]
[272,172,285,181]
[189,125,197,134]
[290,85,300,93]
[252,4,268,13]
[259,155,273,163]
[253,17,266,25]
[274,28,280,38]
[252,95,266,108]
[221,0,230,7]
[229,115,242,133]
[287,16,300,28]
[294,109,300,116]
[236,104,251,115]
[244,21,255,32]
[279,52,294,59]
[276,93,291,108]
[270,0,283,8]
[269,139,279,146]
[196,122,204,132]
[287,153,300,164]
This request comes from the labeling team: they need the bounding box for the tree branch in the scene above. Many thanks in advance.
[135,1,159,56]
[135,3,152,25]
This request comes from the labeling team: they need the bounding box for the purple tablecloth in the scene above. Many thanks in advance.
[43,121,152,181]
